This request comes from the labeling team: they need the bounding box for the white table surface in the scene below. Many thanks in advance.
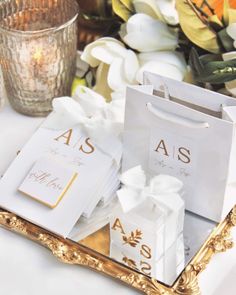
[0,103,236,295]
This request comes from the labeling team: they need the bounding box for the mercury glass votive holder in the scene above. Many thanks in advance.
[0,0,79,116]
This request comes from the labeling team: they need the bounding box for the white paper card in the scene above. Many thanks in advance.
[18,158,78,209]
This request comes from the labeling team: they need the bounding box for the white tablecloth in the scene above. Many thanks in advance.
[0,103,235,295]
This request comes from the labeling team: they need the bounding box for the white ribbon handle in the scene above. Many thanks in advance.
[146,102,209,129]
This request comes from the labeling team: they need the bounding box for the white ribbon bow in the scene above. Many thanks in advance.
[117,166,184,213]
[41,86,125,165]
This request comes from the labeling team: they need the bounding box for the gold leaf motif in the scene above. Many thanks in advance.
[176,0,221,53]
[122,255,138,270]
[122,229,143,247]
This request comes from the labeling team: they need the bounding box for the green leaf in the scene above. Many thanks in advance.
[112,0,134,22]
[218,28,234,52]
[200,54,222,65]
[201,59,236,84]
[176,0,221,54]
[190,50,236,84]
[189,47,204,77]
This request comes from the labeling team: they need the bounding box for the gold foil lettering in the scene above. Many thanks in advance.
[140,244,152,259]
[79,138,95,154]
[54,129,73,146]
[178,147,191,164]
[155,139,169,157]
[140,261,151,276]
[111,218,125,235]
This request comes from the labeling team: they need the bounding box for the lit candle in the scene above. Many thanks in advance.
[32,47,43,77]
[33,47,43,64]
[0,0,79,116]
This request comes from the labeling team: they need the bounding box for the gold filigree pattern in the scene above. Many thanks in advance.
[174,265,200,295]
[208,230,233,253]
[0,212,27,235]
[173,205,236,295]
[37,233,104,270]
[0,205,236,295]
[230,206,236,226]
[117,274,173,295]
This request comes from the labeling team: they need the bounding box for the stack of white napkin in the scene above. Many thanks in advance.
[69,86,124,218]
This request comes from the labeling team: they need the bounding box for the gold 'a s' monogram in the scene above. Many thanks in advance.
[54,129,95,155]
[155,139,191,164]
[111,218,152,276]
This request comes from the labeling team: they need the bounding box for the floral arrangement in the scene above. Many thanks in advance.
[73,0,236,101]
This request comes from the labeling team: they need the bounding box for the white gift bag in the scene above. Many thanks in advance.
[123,72,236,222]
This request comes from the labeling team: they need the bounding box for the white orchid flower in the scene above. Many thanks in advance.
[136,51,187,83]
[226,24,236,48]
[120,13,178,53]
[133,0,179,25]
[81,37,139,101]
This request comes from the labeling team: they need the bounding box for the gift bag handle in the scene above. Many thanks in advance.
[146,102,209,129]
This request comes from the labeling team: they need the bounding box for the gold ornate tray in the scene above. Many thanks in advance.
[0,205,235,295]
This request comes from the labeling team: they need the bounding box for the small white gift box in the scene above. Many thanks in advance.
[110,197,184,262]
[110,166,185,260]
[110,233,185,285]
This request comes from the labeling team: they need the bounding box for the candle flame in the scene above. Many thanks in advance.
[33,48,43,63]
